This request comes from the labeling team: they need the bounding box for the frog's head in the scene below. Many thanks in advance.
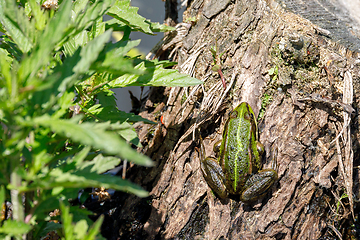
[231,102,256,123]
[230,102,259,142]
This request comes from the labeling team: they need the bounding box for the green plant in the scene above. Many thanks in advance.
[336,191,348,220]
[258,93,272,120]
[210,44,226,89]
[268,65,278,82]
[0,0,202,239]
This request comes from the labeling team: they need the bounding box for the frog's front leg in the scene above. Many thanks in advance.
[200,156,228,199]
[240,169,278,202]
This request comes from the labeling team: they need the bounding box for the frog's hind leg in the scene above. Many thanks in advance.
[201,157,228,199]
[240,169,278,202]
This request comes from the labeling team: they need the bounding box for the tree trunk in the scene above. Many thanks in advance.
[114,0,360,239]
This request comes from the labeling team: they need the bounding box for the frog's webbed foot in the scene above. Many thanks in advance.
[240,169,278,202]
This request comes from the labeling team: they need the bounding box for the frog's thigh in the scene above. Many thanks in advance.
[241,169,277,202]
[201,157,228,199]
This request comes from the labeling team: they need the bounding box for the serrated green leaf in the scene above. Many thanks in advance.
[73,0,90,16]
[31,115,153,167]
[22,166,149,197]
[54,0,114,54]
[105,18,174,34]
[96,90,117,108]
[32,190,82,221]
[146,58,177,68]
[39,222,62,238]
[84,215,103,240]
[72,146,91,166]
[90,18,105,39]
[78,154,120,174]
[60,201,74,240]
[104,18,127,32]
[28,0,47,31]
[117,123,142,147]
[75,0,116,32]
[33,196,63,218]
[18,0,73,82]
[63,31,89,57]
[0,0,175,238]
[108,0,153,34]
[72,29,112,76]
[87,104,154,124]
[52,90,76,119]
[91,53,135,76]
[30,149,52,177]
[108,61,203,87]
[107,39,141,56]
[32,29,113,106]
[69,206,94,225]
[0,35,23,62]
[74,220,88,239]
[90,39,142,76]
[0,49,12,96]
[0,220,32,235]
[0,0,33,53]
[148,21,175,32]
[0,21,5,33]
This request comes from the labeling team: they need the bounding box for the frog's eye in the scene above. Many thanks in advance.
[230,111,238,119]
[244,112,251,120]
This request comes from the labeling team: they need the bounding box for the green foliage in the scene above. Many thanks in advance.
[268,65,278,81]
[336,191,348,219]
[258,93,272,120]
[0,0,202,239]
[60,201,104,240]
[0,220,32,237]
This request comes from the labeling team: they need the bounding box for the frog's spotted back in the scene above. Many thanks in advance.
[200,102,278,202]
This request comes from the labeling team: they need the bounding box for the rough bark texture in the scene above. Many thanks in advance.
[112,0,360,239]
[277,0,360,52]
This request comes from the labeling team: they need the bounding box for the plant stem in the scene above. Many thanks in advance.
[10,168,26,239]
[10,171,24,222]
[217,68,226,89]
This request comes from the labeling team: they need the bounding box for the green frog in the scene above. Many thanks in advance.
[200,102,278,202]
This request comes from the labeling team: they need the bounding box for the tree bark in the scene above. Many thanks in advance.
[114,0,360,239]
